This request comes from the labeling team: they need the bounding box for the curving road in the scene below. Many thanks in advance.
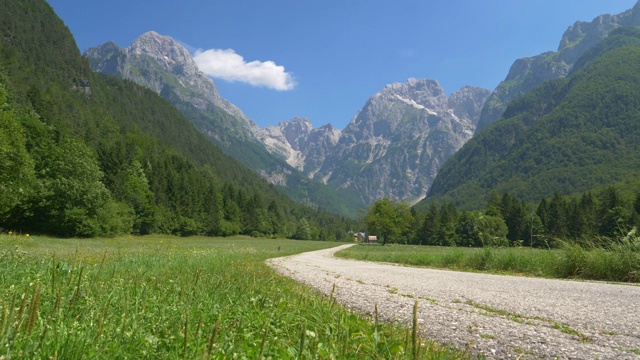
[266,244,640,359]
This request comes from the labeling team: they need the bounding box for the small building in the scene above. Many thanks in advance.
[349,231,377,244]
[353,232,366,242]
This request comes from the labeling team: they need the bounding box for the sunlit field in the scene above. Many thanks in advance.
[0,234,465,359]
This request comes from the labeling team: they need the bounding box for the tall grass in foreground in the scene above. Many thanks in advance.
[556,229,640,282]
[0,235,465,359]
[337,234,640,283]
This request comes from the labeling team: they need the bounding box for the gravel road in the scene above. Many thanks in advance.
[266,244,640,359]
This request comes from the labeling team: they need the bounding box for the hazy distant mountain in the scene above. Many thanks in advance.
[476,1,640,133]
[261,79,490,204]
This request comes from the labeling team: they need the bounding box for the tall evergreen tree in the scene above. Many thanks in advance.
[416,203,440,245]
[437,203,459,246]
[546,193,568,239]
[598,187,628,237]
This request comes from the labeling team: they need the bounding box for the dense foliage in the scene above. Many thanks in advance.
[369,185,640,249]
[364,199,414,245]
[423,27,640,210]
[410,186,640,248]
[0,0,353,239]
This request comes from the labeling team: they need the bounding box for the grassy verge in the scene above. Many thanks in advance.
[0,234,465,359]
[336,240,640,283]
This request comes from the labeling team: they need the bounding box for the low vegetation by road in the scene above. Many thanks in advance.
[336,239,640,283]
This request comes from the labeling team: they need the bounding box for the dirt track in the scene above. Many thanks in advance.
[266,244,640,359]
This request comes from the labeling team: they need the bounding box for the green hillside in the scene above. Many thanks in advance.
[421,27,640,210]
[0,0,353,239]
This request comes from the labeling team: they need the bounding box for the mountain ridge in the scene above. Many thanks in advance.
[0,0,353,239]
[422,27,640,210]
[476,1,640,133]
[261,78,490,204]
[87,32,489,208]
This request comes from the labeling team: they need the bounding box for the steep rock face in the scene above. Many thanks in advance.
[258,118,341,174]
[259,118,314,170]
[262,79,490,204]
[476,1,640,133]
[85,32,258,143]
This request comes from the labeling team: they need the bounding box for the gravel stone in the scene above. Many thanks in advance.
[266,244,640,359]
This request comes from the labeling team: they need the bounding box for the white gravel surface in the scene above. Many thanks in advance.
[266,244,640,359]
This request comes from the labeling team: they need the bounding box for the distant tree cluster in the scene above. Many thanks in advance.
[366,186,640,247]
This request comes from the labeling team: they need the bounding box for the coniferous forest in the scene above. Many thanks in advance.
[410,187,640,248]
[0,0,353,240]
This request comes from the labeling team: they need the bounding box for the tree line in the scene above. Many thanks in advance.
[365,187,640,247]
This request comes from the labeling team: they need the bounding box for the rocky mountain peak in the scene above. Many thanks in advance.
[380,78,446,110]
[128,31,198,76]
[85,31,254,126]
[353,79,488,135]
[280,117,313,144]
[266,78,492,204]
[448,86,493,125]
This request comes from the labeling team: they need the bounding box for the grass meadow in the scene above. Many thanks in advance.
[336,240,640,283]
[0,234,465,359]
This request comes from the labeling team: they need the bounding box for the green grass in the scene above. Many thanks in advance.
[336,241,640,283]
[336,245,559,277]
[0,234,466,359]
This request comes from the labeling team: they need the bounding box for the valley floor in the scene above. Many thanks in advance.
[267,244,640,359]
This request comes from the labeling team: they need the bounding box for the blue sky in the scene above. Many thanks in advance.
[48,0,637,129]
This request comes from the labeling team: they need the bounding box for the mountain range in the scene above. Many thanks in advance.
[262,80,490,204]
[86,33,490,207]
[0,0,353,239]
[33,0,640,223]
[85,32,365,217]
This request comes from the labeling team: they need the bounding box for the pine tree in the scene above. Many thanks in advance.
[416,204,440,245]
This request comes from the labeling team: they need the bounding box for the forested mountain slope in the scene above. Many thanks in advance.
[421,27,640,210]
[475,1,640,133]
[0,0,352,239]
[85,33,364,217]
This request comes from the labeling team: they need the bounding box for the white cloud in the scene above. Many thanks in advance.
[193,48,296,91]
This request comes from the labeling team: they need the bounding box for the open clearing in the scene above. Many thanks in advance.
[267,244,640,359]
